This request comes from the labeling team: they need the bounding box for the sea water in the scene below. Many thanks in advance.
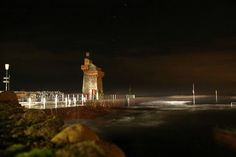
[67,97,236,157]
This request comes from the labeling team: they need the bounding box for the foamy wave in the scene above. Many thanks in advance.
[138,120,164,127]
[114,116,135,123]
[141,100,191,105]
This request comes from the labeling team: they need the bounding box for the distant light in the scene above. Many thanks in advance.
[5,64,9,70]
[86,52,90,57]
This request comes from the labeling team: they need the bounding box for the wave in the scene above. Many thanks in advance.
[115,116,135,123]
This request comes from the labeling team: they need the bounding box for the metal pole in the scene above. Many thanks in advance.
[8,75,10,91]
[68,98,71,107]
[55,94,58,108]
[65,97,68,107]
[192,83,195,105]
[4,64,10,91]
[28,97,31,108]
[215,90,218,103]
[81,94,84,106]
[5,69,8,91]
[43,97,46,109]
[73,94,76,106]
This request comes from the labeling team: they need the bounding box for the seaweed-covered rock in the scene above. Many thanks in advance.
[22,110,47,125]
[24,116,64,139]
[52,124,125,157]
[15,148,53,157]
[4,144,28,157]
[37,116,64,139]
[55,141,105,157]
[51,124,99,144]
[0,96,126,157]
[55,140,126,157]
[96,141,126,157]
[11,126,25,138]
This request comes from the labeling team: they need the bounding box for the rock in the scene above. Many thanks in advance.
[11,126,25,138]
[51,124,99,144]
[55,140,126,157]
[4,144,27,157]
[15,148,53,157]
[214,128,236,151]
[0,91,19,105]
[24,116,64,139]
[0,94,126,157]
[22,110,47,125]
[52,124,126,157]
[55,141,105,157]
[9,112,24,121]
[36,116,64,139]
[15,118,26,127]
[0,92,23,123]
[0,110,10,121]
[96,141,126,157]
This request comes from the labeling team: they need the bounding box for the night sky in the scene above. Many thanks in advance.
[1,0,236,96]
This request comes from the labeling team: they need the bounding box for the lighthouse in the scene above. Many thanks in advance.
[81,52,104,100]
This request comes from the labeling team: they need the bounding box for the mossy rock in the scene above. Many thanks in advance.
[5,144,28,156]
[16,118,26,127]
[96,141,126,157]
[51,124,99,144]
[15,148,53,157]
[11,126,25,138]
[23,110,47,125]
[55,141,105,157]
[35,116,64,139]
[0,110,10,120]
[55,140,126,157]
[24,116,64,139]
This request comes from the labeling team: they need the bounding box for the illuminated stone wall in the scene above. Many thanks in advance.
[81,55,104,100]
[82,74,97,93]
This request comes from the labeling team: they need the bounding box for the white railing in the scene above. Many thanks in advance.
[18,92,135,109]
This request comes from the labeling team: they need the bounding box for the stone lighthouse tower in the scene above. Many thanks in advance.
[81,52,104,100]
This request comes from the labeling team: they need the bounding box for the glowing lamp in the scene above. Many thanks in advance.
[86,52,90,57]
[5,64,9,70]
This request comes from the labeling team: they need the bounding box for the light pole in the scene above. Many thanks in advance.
[192,83,195,105]
[215,90,218,103]
[3,64,10,91]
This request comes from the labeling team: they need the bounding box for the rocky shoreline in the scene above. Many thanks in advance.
[44,105,111,120]
[0,91,125,157]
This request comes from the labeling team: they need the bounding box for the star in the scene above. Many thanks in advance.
[123,3,128,7]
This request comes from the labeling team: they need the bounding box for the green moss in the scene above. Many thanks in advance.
[15,148,53,157]
[5,144,27,156]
